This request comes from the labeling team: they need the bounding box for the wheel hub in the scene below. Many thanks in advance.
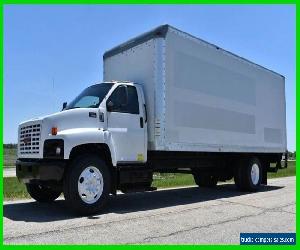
[250,163,260,185]
[78,166,103,204]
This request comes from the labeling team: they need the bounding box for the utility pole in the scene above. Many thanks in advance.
[52,77,55,112]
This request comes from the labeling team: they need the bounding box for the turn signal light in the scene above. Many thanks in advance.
[51,127,58,135]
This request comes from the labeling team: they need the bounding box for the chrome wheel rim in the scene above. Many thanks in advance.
[78,166,103,204]
[251,163,260,185]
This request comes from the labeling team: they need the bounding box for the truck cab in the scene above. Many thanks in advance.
[17,81,150,214]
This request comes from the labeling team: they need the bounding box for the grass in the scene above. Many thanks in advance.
[4,177,30,200]
[3,161,295,200]
[153,173,195,188]
[268,161,296,178]
[3,147,17,167]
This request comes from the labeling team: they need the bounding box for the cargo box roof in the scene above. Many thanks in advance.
[103,24,283,78]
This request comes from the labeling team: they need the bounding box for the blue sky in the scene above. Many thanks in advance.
[4,4,295,151]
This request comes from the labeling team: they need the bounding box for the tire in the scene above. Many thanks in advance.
[63,154,110,215]
[26,183,61,202]
[234,157,262,191]
[193,173,218,187]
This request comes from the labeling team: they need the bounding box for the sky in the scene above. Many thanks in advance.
[4,4,296,151]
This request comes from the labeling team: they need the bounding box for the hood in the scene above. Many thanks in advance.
[20,108,102,133]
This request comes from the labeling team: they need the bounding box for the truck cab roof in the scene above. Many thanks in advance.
[88,81,136,89]
[102,80,137,86]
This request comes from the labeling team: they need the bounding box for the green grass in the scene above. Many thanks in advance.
[153,173,195,188]
[268,161,295,178]
[3,177,30,200]
[3,161,295,200]
[3,147,17,167]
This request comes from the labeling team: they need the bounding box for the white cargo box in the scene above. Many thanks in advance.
[103,25,286,153]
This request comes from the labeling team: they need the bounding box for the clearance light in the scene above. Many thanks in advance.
[51,127,58,135]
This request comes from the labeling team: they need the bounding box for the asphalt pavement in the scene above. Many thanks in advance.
[4,176,295,244]
[3,168,15,177]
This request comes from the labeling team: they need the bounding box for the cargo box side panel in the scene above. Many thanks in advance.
[103,40,157,150]
[163,28,286,153]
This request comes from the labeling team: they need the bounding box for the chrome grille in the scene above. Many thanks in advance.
[19,123,41,155]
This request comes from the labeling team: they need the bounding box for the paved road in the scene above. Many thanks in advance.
[4,176,295,244]
[3,168,15,177]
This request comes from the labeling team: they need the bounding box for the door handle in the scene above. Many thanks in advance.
[140,117,144,128]
[144,104,147,123]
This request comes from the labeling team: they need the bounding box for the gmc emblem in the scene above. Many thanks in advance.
[22,137,31,144]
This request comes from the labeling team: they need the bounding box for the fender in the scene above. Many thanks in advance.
[53,128,117,166]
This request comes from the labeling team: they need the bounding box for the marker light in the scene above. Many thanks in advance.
[51,127,58,135]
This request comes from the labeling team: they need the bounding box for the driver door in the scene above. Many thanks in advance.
[106,85,146,164]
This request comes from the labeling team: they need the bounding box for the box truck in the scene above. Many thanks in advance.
[16,25,287,215]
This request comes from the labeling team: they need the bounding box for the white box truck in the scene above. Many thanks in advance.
[16,25,287,215]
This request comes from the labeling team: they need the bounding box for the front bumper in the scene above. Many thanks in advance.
[16,159,67,183]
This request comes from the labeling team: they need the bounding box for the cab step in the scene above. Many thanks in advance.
[120,186,157,194]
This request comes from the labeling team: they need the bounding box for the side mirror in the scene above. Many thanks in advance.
[62,102,67,111]
[107,101,114,112]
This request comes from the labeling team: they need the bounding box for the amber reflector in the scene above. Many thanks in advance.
[51,127,58,135]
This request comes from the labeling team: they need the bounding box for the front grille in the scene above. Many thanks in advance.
[19,123,41,155]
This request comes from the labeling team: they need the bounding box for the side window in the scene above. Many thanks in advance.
[107,85,139,114]
[127,86,139,114]
[107,86,127,113]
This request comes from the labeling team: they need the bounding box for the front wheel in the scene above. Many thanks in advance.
[26,183,61,202]
[63,154,110,215]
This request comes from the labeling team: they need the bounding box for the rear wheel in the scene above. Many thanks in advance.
[63,154,110,215]
[193,173,218,187]
[234,157,262,191]
[26,183,61,202]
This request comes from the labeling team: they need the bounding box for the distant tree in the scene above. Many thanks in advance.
[287,151,296,160]
[3,143,17,149]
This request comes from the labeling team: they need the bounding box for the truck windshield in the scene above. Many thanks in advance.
[66,83,113,110]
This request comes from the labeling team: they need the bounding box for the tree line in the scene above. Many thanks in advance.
[4,143,17,149]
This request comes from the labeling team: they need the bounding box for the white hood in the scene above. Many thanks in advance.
[20,108,102,132]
